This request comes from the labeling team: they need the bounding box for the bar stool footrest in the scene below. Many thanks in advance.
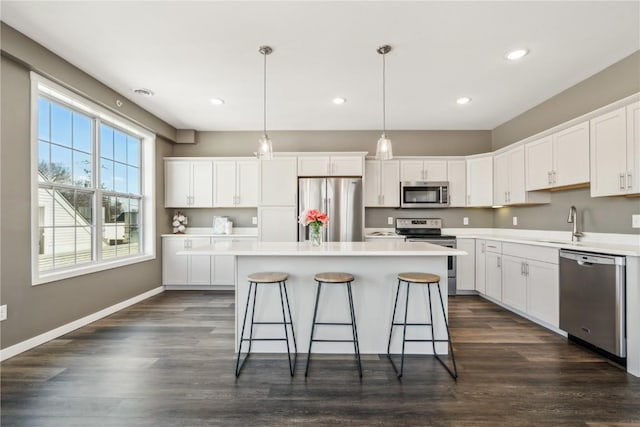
[311,339,357,343]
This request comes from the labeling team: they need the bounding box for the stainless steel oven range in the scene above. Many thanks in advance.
[395,218,457,295]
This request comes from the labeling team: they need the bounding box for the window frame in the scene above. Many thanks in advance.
[30,73,156,285]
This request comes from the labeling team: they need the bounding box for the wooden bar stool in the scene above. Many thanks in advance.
[386,272,458,380]
[235,272,297,377]
[305,272,362,377]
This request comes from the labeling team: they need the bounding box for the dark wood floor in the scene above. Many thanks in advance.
[2,291,639,426]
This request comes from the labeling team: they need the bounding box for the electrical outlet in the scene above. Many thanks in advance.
[0,305,6,321]
[252,216,258,225]
[387,217,394,225]
[512,216,518,226]
[463,217,469,226]
[633,214,640,229]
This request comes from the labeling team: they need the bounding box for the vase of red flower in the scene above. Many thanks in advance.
[299,209,329,246]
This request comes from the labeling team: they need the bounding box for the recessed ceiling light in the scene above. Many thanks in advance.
[133,88,154,97]
[456,97,471,105]
[210,98,225,105]
[332,97,346,105]
[505,49,529,61]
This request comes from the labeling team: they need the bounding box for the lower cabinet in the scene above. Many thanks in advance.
[475,240,487,294]
[484,242,503,301]
[526,259,559,327]
[501,255,527,312]
[456,238,476,291]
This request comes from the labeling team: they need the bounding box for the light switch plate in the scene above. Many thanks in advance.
[252,216,258,225]
[632,214,640,229]
[463,217,469,225]
[512,216,518,226]
[387,217,394,225]
[0,305,6,321]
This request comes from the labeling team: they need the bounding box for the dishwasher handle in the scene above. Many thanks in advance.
[559,250,626,266]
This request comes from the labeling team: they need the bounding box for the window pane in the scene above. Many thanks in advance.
[50,103,72,147]
[129,199,140,225]
[127,166,139,194]
[114,162,127,193]
[39,227,54,271]
[100,159,114,191]
[129,226,140,255]
[38,98,50,141]
[75,190,93,224]
[127,136,140,166]
[76,226,93,264]
[114,130,127,163]
[72,113,92,154]
[38,141,51,179]
[100,125,113,160]
[50,145,73,185]
[73,151,92,188]
[55,189,76,226]
[38,188,54,228]
[53,227,76,268]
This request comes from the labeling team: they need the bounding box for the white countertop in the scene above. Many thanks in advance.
[364,228,640,257]
[178,240,467,257]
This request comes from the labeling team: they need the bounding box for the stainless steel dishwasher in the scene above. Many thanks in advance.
[559,250,626,358]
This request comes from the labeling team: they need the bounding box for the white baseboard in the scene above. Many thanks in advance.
[0,286,164,361]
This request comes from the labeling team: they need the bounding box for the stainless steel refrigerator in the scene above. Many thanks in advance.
[298,177,364,242]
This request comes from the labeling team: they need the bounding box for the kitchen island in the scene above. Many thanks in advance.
[181,240,467,354]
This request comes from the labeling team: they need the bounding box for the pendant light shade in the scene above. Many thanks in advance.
[375,45,393,160]
[257,45,273,160]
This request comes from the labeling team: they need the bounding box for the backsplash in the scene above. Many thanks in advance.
[365,207,494,229]
[166,208,258,228]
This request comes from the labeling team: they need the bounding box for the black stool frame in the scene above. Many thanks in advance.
[386,278,458,380]
[305,279,362,377]
[235,279,297,377]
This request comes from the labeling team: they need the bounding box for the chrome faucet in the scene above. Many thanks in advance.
[566,206,584,242]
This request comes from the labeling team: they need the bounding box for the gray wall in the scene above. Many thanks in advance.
[366,207,494,230]
[173,130,492,157]
[492,51,640,150]
[490,50,640,234]
[0,29,175,349]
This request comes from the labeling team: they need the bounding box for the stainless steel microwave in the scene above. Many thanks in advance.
[400,181,449,208]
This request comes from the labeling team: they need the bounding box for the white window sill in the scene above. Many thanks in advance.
[32,254,156,286]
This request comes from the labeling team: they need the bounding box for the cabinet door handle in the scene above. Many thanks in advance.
[620,173,625,190]
[467,195,471,204]
[627,172,632,190]
[497,256,501,268]
[526,263,529,276]
[547,171,551,185]
[381,194,385,205]
[482,242,485,253]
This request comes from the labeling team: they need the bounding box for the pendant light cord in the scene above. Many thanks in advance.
[382,51,386,135]
[263,49,267,136]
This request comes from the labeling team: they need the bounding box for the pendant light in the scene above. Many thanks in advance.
[257,45,273,160]
[376,45,393,160]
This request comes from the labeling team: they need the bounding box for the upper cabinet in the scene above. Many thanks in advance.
[400,159,447,182]
[525,121,590,191]
[447,160,467,207]
[364,160,400,207]
[165,159,213,208]
[494,146,550,206]
[259,157,298,206]
[466,154,493,207]
[212,160,258,207]
[590,102,640,197]
[298,155,363,176]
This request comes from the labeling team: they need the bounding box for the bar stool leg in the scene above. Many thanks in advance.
[278,281,295,377]
[282,280,298,355]
[434,282,458,380]
[305,281,323,377]
[247,281,259,355]
[398,281,411,378]
[346,281,362,378]
[386,279,402,355]
[236,281,256,377]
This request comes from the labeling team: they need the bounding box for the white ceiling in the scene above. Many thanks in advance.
[1,1,639,132]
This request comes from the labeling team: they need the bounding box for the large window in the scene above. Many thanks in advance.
[31,74,155,284]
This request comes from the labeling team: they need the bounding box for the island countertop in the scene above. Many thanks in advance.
[178,240,468,257]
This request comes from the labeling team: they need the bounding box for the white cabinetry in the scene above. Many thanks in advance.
[590,102,640,196]
[525,121,590,191]
[484,242,502,301]
[456,239,475,291]
[400,159,447,181]
[259,158,297,206]
[164,159,213,207]
[500,243,559,328]
[466,154,493,207]
[298,155,363,176]
[213,160,258,207]
[162,236,211,285]
[364,160,400,207]
[447,160,467,207]
[475,240,487,294]
[494,146,550,206]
